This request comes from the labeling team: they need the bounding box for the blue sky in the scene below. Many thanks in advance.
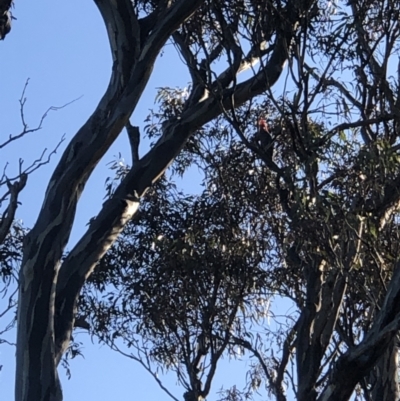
[0,1,259,399]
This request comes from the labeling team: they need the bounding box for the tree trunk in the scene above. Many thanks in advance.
[13,0,297,398]
[369,336,399,401]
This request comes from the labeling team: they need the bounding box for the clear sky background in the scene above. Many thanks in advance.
[0,1,263,400]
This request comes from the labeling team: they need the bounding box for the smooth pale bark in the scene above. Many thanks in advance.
[15,1,204,400]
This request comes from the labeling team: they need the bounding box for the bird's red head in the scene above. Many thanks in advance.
[258,118,269,132]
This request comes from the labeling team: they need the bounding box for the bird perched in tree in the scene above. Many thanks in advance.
[0,10,11,40]
[256,118,274,160]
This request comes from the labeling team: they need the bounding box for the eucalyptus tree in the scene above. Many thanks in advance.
[76,1,400,401]
[8,0,400,400]
[14,0,318,400]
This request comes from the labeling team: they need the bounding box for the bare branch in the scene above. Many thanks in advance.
[108,341,180,401]
[0,79,80,150]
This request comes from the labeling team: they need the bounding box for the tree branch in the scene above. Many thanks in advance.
[318,263,400,401]
[0,173,27,244]
[53,20,294,367]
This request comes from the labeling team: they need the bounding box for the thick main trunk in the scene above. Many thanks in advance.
[14,1,205,400]
[15,257,62,399]
[369,335,399,401]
